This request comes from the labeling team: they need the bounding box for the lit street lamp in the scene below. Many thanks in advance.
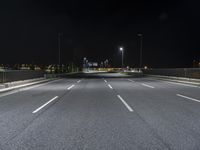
[120,47,124,68]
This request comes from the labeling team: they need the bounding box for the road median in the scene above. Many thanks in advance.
[145,74,200,85]
[0,77,58,94]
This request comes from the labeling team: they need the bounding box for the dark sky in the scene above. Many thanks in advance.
[0,0,200,68]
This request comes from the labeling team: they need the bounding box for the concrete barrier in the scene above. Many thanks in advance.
[0,78,58,93]
[144,74,200,85]
[143,68,200,79]
[0,70,45,83]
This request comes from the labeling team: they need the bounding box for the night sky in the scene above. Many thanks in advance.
[0,0,200,68]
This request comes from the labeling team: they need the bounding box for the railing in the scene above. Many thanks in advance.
[0,70,45,83]
[143,68,200,79]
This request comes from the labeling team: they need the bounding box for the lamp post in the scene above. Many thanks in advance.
[120,47,124,68]
[137,33,143,69]
[58,33,64,69]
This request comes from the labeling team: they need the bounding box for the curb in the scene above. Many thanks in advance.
[146,75,200,85]
[0,78,59,94]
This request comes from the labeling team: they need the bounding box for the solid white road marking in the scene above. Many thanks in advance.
[166,81,198,88]
[177,94,200,103]
[141,83,155,88]
[117,95,134,112]
[77,80,81,83]
[128,79,135,82]
[32,96,58,114]
[67,85,75,90]
[108,84,113,89]
[104,80,107,83]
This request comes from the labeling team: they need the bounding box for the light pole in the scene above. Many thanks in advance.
[83,57,87,72]
[120,47,124,68]
[137,34,143,69]
[58,33,63,67]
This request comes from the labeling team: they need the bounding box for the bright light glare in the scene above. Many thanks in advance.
[120,47,123,51]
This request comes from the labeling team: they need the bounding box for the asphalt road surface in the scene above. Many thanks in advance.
[0,73,200,150]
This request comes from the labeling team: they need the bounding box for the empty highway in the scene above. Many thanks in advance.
[0,73,200,150]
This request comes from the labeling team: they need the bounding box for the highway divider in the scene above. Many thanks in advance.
[143,68,200,79]
[145,74,200,85]
[0,70,45,83]
[0,77,58,94]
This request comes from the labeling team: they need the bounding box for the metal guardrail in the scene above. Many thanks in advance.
[143,68,200,79]
[0,70,45,83]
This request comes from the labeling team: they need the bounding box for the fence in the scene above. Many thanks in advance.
[0,70,45,83]
[143,68,200,79]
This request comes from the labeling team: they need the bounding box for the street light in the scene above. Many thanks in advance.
[137,33,143,69]
[58,33,63,67]
[119,47,124,68]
